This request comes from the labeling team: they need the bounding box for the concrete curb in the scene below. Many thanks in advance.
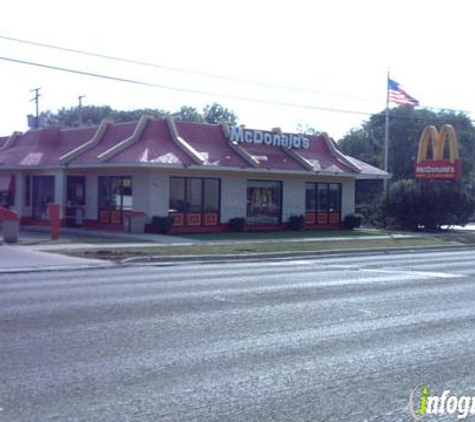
[121,243,475,266]
[0,263,116,275]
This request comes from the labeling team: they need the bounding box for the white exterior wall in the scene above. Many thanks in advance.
[282,179,305,222]
[53,171,66,218]
[341,179,356,218]
[149,173,169,218]
[12,171,24,216]
[132,171,150,217]
[220,177,247,223]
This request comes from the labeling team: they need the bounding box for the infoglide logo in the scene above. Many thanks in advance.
[409,385,475,420]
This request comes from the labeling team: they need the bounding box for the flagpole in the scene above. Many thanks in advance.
[383,68,390,193]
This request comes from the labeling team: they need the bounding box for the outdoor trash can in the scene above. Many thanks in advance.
[124,211,146,233]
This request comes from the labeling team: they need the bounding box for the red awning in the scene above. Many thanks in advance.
[0,175,13,192]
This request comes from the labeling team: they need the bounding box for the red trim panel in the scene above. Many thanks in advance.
[99,210,110,224]
[171,212,184,226]
[85,219,125,231]
[204,212,219,226]
[304,212,316,224]
[187,213,202,226]
[317,212,329,224]
[329,212,341,224]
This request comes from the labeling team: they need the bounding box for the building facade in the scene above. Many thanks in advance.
[0,117,387,233]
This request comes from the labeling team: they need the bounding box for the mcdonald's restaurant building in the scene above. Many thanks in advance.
[0,117,387,233]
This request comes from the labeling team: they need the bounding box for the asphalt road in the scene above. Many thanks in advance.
[2,250,475,421]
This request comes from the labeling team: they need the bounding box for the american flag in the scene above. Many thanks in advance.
[388,78,419,106]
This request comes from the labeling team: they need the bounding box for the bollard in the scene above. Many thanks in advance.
[2,220,19,243]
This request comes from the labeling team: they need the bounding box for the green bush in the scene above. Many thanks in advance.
[151,215,175,233]
[379,179,475,231]
[288,214,305,231]
[228,217,246,232]
[343,213,363,230]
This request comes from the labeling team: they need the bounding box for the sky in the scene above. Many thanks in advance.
[1,0,474,140]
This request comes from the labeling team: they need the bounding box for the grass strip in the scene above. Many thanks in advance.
[180,229,383,241]
[54,237,454,261]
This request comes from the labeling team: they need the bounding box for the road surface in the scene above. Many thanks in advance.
[2,250,475,421]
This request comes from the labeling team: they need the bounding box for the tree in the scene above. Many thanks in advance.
[202,102,238,125]
[174,106,204,123]
[45,102,239,128]
[46,106,169,127]
[296,123,322,136]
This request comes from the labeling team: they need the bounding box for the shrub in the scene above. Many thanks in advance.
[151,215,175,233]
[343,213,363,230]
[379,179,475,231]
[228,217,246,232]
[288,214,305,231]
[355,201,381,227]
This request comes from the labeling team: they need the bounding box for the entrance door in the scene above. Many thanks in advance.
[66,176,86,227]
[32,176,55,221]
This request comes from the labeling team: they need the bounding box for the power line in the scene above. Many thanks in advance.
[0,55,375,117]
[0,34,378,103]
[2,54,474,127]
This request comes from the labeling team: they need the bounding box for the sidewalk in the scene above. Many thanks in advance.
[19,225,202,245]
[0,244,114,273]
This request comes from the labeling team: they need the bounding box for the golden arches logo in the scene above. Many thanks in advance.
[415,124,462,180]
[417,124,459,163]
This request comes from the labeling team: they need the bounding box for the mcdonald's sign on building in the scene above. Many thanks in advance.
[415,124,462,180]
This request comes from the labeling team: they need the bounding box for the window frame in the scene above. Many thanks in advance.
[169,176,221,214]
[98,176,133,213]
[246,179,283,225]
[305,182,342,213]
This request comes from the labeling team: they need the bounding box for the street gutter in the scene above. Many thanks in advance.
[121,243,475,266]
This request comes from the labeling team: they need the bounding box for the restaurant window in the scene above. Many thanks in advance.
[169,177,186,212]
[203,179,219,212]
[169,177,220,213]
[98,176,133,212]
[318,184,329,212]
[328,183,342,213]
[305,183,316,211]
[246,180,282,225]
[187,178,202,212]
[305,182,342,212]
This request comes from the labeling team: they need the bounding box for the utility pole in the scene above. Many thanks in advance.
[78,95,86,126]
[30,87,41,129]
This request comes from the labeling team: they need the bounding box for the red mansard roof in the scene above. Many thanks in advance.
[175,121,250,168]
[0,118,387,178]
[108,119,195,166]
[0,127,96,166]
[69,121,136,165]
